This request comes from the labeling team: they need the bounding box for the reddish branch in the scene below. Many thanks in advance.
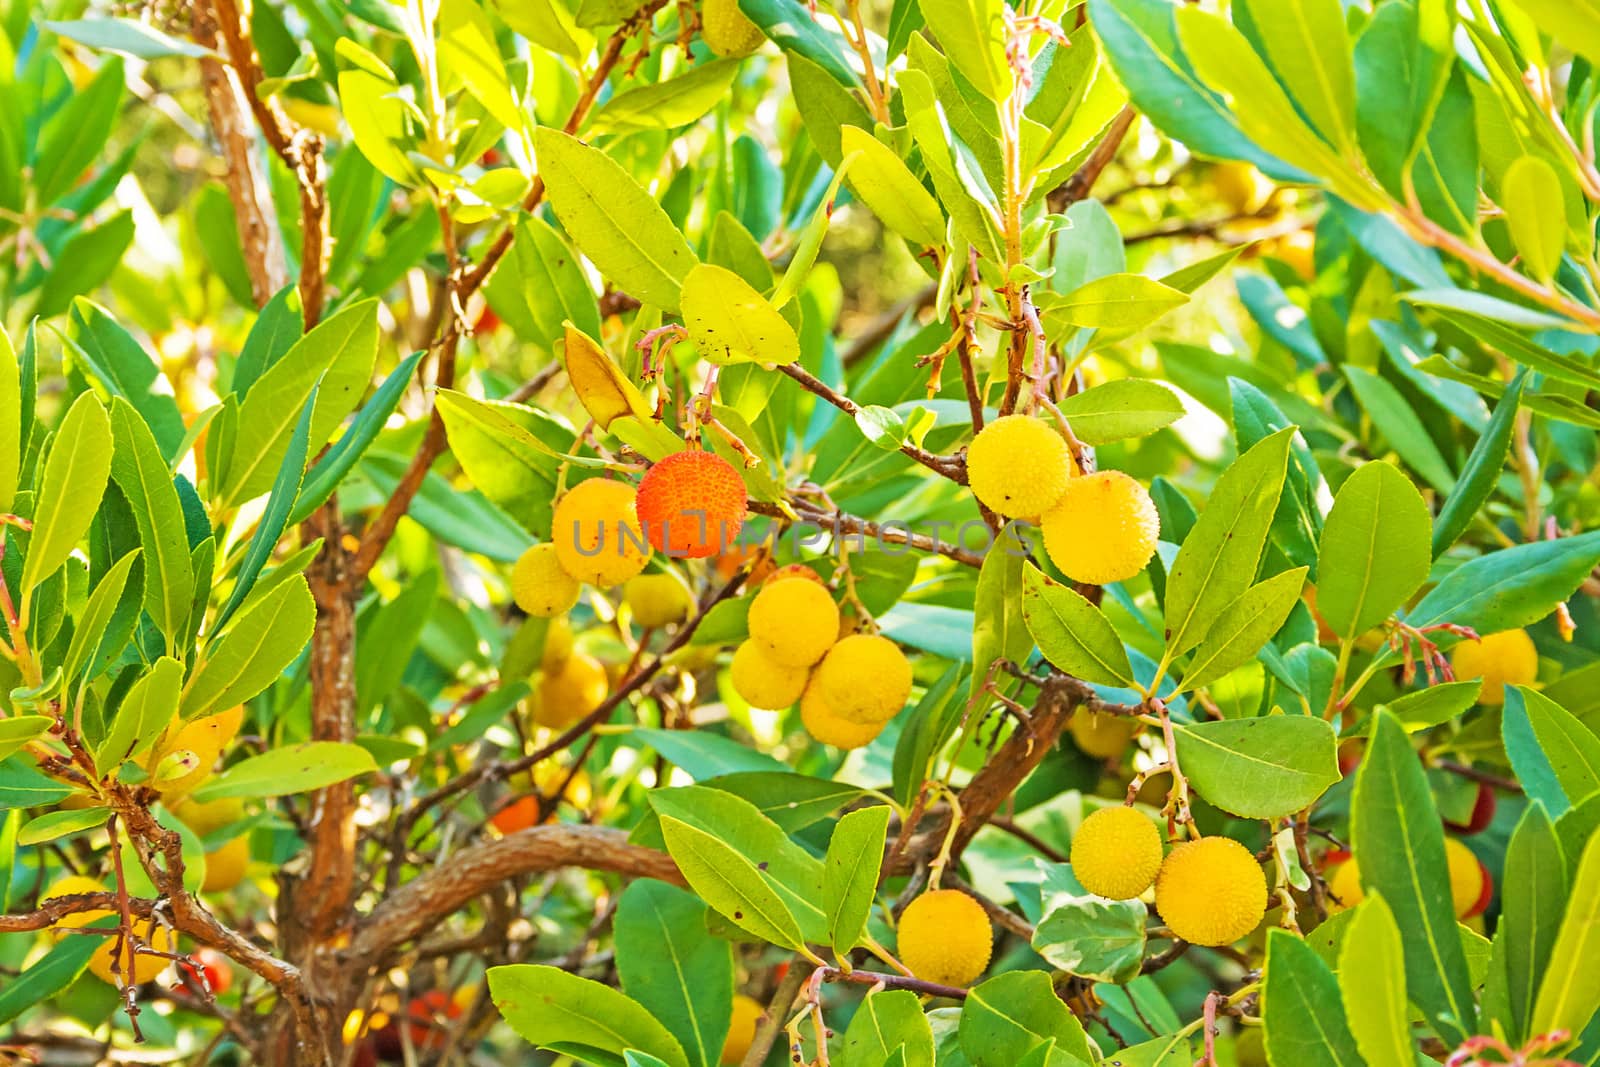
[777,363,969,482]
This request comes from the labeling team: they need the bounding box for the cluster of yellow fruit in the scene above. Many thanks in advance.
[730,570,912,749]
[1070,806,1269,947]
[43,876,175,986]
[1324,838,1490,920]
[966,415,1160,585]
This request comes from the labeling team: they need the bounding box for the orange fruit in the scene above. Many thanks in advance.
[636,450,748,559]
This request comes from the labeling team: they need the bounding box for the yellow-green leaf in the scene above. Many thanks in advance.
[21,392,112,603]
[1338,895,1412,1066]
[1501,156,1566,283]
[681,264,800,366]
[839,126,946,249]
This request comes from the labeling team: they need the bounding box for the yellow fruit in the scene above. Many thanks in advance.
[201,835,250,893]
[551,479,651,588]
[45,876,174,985]
[533,761,593,810]
[527,652,610,729]
[1154,837,1267,947]
[1450,628,1538,705]
[747,576,839,668]
[1041,471,1160,585]
[1275,229,1315,281]
[721,993,765,1065]
[512,543,582,617]
[730,640,809,710]
[811,634,912,725]
[1326,857,1362,912]
[1071,806,1164,900]
[1446,837,1488,918]
[543,614,575,670]
[625,572,694,629]
[965,415,1077,519]
[801,684,882,749]
[1212,161,1274,215]
[702,0,765,57]
[146,706,245,797]
[897,889,992,987]
[171,796,245,837]
[1068,711,1139,760]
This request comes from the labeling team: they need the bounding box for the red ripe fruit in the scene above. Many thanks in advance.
[636,450,747,559]
[177,948,232,995]
[1466,859,1493,919]
[1444,783,1497,836]
[405,990,464,1051]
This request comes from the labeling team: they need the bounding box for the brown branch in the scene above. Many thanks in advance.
[740,957,810,1067]
[345,826,683,970]
[777,363,968,483]
[0,893,155,933]
[1046,105,1138,214]
[747,499,985,568]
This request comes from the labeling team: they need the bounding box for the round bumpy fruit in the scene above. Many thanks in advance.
[801,685,883,749]
[966,415,1078,519]
[527,651,610,729]
[747,576,839,668]
[731,640,810,710]
[702,0,765,57]
[765,563,824,586]
[1041,471,1160,585]
[1449,628,1538,705]
[512,543,582,617]
[45,876,175,985]
[1154,836,1267,947]
[811,634,912,725]
[721,993,765,1065]
[1068,710,1139,760]
[145,705,245,797]
[551,479,651,587]
[1071,806,1164,900]
[636,450,748,559]
[897,889,992,987]
[625,572,694,629]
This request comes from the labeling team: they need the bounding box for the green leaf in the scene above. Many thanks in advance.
[823,804,890,953]
[1164,428,1292,655]
[335,39,419,185]
[439,0,522,130]
[971,526,1032,700]
[292,351,425,525]
[681,264,801,366]
[534,128,699,312]
[21,391,112,602]
[1055,380,1183,445]
[95,656,181,775]
[183,578,316,720]
[916,0,1011,101]
[18,806,108,846]
[485,216,600,351]
[1337,896,1412,1066]
[1180,567,1306,691]
[1174,7,1380,209]
[1415,304,1600,392]
[489,0,585,58]
[660,815,808,950]
[109,398,194,651]
[592,60,741,133]
[737,0,859,86]
[33,58,124,206]
[1351,709,1476,1043]
[1341,366,1455,494]
[1234,0,1356,151]
[843,990,935,1067]
[1502,687,1600,817]
[0,324,16,513]
[1316,462,1432,640]
[1434,370,1525,559]
[1173,714,1339,819]
[615,880,733,1067]
[189,741,378,801]
[893,664,968,806]
[1501,156,1566,282]
[1406,531,1600,635]
[435,390,571,536]
[632,729,789,779]
[233,285,303,399]
[61,549,141,690]
[0,935,99,1025]
[1030,863,1146,983]
[45,16,214,58]
[960,971,1094,1067]
[1020,564,1133,686]
[222,299,379,505]
[1491,803,1567,1043]
[1531,831,1600,1039]
[1045,274,1187,331]
[789,53,873,169]
[1263,928,1364,1067]
[489,964,691,1067]
[1364,681,1482,734]
[839,126,945,248]
[1506,0,1600,62]
[0,717,52,763]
